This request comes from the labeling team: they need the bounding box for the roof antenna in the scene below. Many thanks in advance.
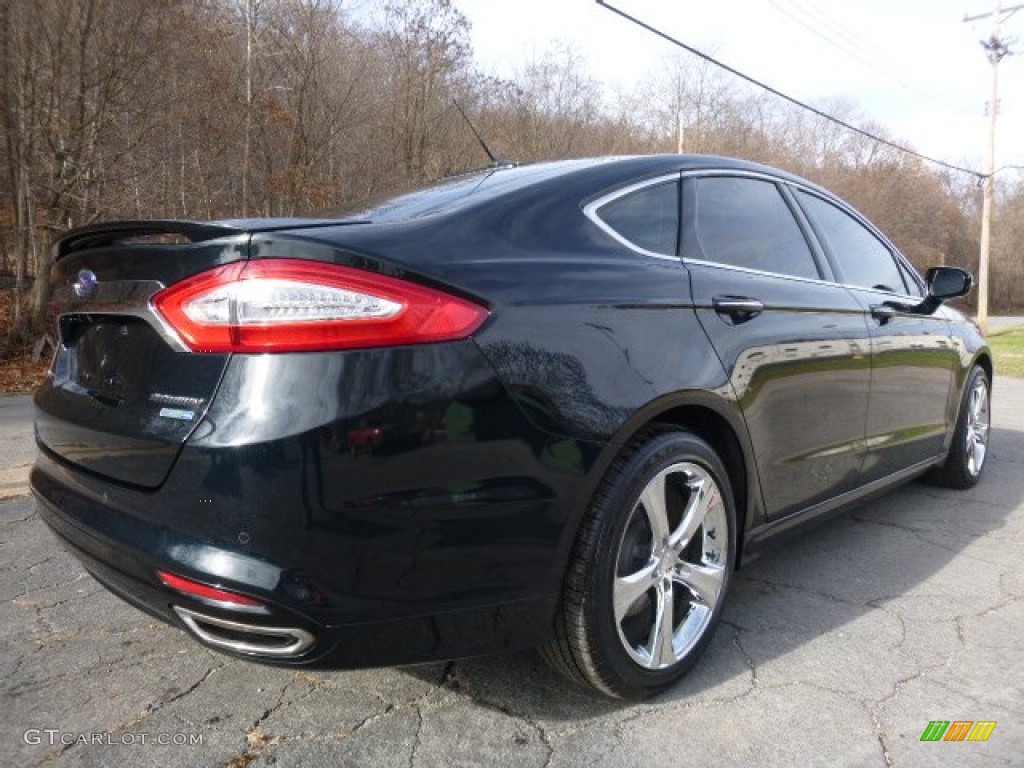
[452,100,514,169]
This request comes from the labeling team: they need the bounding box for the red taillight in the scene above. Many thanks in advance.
[152,259,488,353]
[158,570,264,608]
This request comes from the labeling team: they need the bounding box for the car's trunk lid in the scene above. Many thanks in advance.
[34,219,346,489]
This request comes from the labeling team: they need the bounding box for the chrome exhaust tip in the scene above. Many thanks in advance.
[173,606,316,658]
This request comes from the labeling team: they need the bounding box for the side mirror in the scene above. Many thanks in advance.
[926,266,973,301]
[906,266,973,315]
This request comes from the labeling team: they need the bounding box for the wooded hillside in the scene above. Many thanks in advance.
[2,0,1023,358]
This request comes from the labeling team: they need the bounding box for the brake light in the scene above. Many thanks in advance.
[153,259,488,353]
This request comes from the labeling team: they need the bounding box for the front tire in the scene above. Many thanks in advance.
[923,365,991,489]
[542,430,736,699]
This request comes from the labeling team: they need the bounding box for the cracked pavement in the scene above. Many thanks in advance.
[2,380,1022,768]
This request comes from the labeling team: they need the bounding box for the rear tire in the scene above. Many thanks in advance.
[542,429,736,699]
[922,365,990,489]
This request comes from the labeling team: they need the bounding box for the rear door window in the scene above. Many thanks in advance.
[694,177,821,280]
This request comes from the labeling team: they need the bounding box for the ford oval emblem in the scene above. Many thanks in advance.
[73,269,98,298]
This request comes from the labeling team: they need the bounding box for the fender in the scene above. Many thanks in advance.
[553,386,767,577]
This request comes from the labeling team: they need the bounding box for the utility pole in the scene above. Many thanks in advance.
[964,2,1021,334]
[242,0,254,218]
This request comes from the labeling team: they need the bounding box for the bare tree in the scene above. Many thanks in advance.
[3,0,1018,368]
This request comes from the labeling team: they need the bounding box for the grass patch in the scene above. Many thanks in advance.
[989,329,1024,378]
[987,323,1024,337]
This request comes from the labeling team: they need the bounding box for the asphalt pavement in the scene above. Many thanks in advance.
[985,316,1024,333]
[2,381,1022,767]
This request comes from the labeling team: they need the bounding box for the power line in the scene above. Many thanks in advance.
[595,0,985,178]
[785,0,897,68]
[770,0,895,70]
[769,0,977,117]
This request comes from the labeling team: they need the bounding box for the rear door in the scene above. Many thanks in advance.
[685,175,872,520]
[793,190,957,482]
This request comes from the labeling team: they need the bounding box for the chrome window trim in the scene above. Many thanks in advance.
[682,257,926,304]
[682,168,787,184]
[680,257,839,289]
[583,166,931,304]
[840,285,927,303]
[582,173,682,261]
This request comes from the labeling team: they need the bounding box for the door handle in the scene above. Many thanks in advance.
[712,296,764,323]
[870,304,897,325]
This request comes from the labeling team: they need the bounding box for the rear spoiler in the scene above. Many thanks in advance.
[55,220,245,260]
[55,218,365,261]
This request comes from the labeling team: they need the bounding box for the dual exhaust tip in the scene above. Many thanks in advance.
[159,569,315,658]
[172,606,316,659]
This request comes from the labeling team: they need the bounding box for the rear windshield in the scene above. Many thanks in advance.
[348,171,496,222]
[342,159,601,222]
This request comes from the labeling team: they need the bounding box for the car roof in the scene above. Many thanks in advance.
[265,154,847,287]
[346,155,823,224]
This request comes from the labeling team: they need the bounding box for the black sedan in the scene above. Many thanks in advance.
[32,155,990,699]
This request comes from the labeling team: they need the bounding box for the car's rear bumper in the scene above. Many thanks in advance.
[30,342,598,666]
[33,445,565,667]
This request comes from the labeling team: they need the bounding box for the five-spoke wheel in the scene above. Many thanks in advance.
[613,463,728,670]
[923,365,991,489]
[965,376,990,478]
[543,430,736,699]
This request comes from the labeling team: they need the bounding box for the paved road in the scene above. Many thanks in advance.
[0,395,34,502]
[986,316,1024,333]
[2,383,1022,767]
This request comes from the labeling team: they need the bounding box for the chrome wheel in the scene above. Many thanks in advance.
[966,378,990,476]
[613,462,728,670]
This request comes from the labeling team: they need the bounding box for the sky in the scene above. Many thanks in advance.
[453,0,1024,179]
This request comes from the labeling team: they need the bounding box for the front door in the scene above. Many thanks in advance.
[792,189,957,483]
